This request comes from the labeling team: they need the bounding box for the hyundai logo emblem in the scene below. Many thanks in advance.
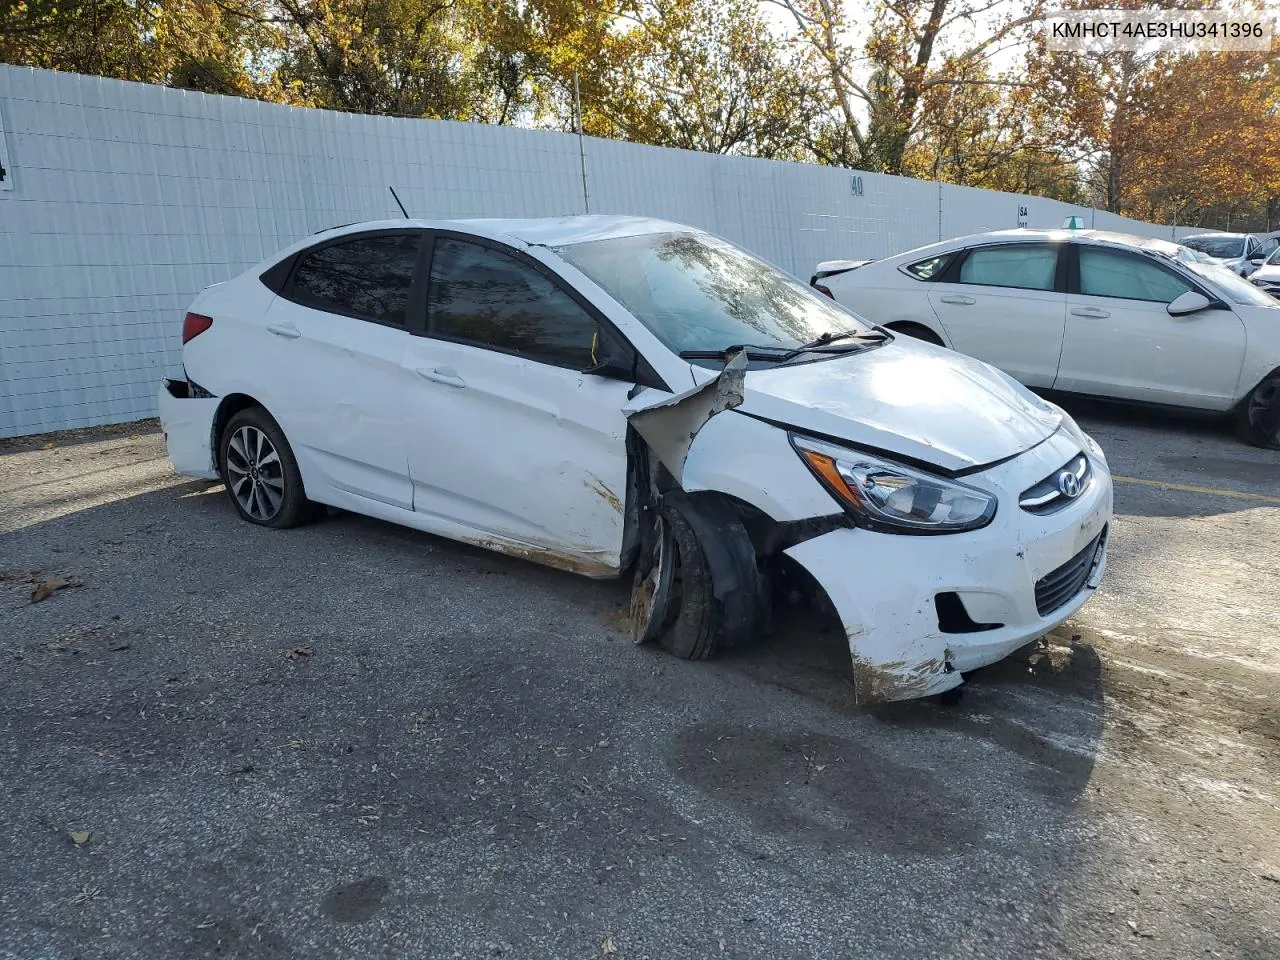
[1056,470,1082,498]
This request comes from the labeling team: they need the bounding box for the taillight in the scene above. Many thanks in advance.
[182,313,213,344]
[814,284,834,299]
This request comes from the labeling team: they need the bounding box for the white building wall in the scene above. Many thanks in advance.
[0,65,1186,437]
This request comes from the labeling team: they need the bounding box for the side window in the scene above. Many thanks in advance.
[1259,237,1279,259]
[288,234,420,325]
[903,253,954,280]
[957,244,1058,291]
[1078,247,1193,303]
[428,238,598,370]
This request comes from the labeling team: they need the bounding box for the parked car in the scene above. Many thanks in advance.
[1250,231,1280,270]
[1180,232,1264,276]
[159,216,1113,703]
[1250,246,1280,297]
[815,229,1280,448]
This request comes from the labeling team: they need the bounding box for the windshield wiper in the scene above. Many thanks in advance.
[781,329,887,360]
[679,344,792,361]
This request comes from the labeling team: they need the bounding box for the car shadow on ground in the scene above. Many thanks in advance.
[720,587,1107,813]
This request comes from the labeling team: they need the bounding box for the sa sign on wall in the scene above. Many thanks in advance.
[1016,204,1029,227]
[0,103,11,192]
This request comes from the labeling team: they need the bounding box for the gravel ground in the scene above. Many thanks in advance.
[1,403,1277,960]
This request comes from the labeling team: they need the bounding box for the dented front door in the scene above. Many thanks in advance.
[402,338,631,574]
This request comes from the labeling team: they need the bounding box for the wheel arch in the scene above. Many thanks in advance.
[211,392,270,470]
[885,320,947,346]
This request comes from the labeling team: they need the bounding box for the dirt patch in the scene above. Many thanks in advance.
[320,876,391,923]
[672,725,983,857]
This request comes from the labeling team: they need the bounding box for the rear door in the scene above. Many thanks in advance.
[1056,243,1246,408]
[926,242,1067,387]
[258,231,424,508]
[401,234,636,573]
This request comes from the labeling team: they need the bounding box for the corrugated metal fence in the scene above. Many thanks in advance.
[0,65,1191,437]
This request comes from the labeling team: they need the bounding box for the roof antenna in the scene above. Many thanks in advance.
[389,186,409,219]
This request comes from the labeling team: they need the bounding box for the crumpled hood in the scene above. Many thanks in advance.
[737,339,1063,472]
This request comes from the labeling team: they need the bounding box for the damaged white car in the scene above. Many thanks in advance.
[159,216,1113,702]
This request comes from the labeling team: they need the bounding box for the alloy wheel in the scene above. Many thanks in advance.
[225,425,285,521]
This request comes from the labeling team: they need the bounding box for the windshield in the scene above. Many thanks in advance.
[554,231,873,361]
[1267,247,1280,266]
[1182,235,1246,259]
[1174,253,1278,306]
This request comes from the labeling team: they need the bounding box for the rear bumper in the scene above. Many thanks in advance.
[158,380,220,480]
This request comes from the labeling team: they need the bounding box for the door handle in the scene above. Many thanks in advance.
[414,366,466,388]
[1070,307,1111,319]
[266,322,301,339]
[938,294,976,305]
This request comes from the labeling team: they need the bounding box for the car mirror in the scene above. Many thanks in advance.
[1167,291,1212,316]
[1251,258,1265,267]
[583,330,636,382]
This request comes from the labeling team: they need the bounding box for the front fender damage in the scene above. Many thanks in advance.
[624,350,747,485]
[623,350,954,703]
[784,530,964,704]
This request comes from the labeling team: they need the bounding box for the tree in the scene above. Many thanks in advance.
[0,0,287,99]
[584,0,819,156]
[768,0,1048,174]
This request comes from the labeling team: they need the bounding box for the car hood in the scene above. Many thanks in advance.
[736,340,1063,472]
[1252,265,1280,282]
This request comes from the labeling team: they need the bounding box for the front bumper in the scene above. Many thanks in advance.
[784,430,1113,702]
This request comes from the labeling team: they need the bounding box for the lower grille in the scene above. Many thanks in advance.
[1034,527,1106,617]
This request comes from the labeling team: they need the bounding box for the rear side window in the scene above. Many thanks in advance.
[288,234,421,325]
[428,238,598,370]
[958,244,1058,291]
[903,253,953,280]
[1078,247,1193,303]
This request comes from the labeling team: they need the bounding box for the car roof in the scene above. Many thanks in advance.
[1182,231,1249,240]
[891,227,1186,261]
[311,215,693,249]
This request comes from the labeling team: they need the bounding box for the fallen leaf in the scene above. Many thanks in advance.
[31,578,77,604]
[195,918,216,930]
[1127,919,1154,938]
[286,645,314,660]
[42,442,55,450]
[68,830,92,845]
[601,934,617,955]
[108,642,130,652]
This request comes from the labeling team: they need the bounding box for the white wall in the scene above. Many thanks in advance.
[0,65,1181,437]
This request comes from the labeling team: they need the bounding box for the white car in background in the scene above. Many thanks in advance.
[816,229,1280,449]
[1249,246,1280,298]
[1180,232,1265,276]
[158,216,1113,703]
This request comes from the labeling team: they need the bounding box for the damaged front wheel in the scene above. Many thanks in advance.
[630,495,762,660]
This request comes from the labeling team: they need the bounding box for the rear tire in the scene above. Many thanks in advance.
[886,322,945,346]
[219,407,315,528]
[1236,373,1280,449]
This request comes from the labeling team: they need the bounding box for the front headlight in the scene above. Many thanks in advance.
[791,435,997,534]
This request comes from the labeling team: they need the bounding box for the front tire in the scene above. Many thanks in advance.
[630,497,762,660]
[1237,374,1280,449]
[219,407,315,528]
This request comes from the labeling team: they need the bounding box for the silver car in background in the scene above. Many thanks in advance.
[1181,232,1265,277]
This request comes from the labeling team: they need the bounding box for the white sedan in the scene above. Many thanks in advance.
[816,229,1280,448]
[160,216,1112,703]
